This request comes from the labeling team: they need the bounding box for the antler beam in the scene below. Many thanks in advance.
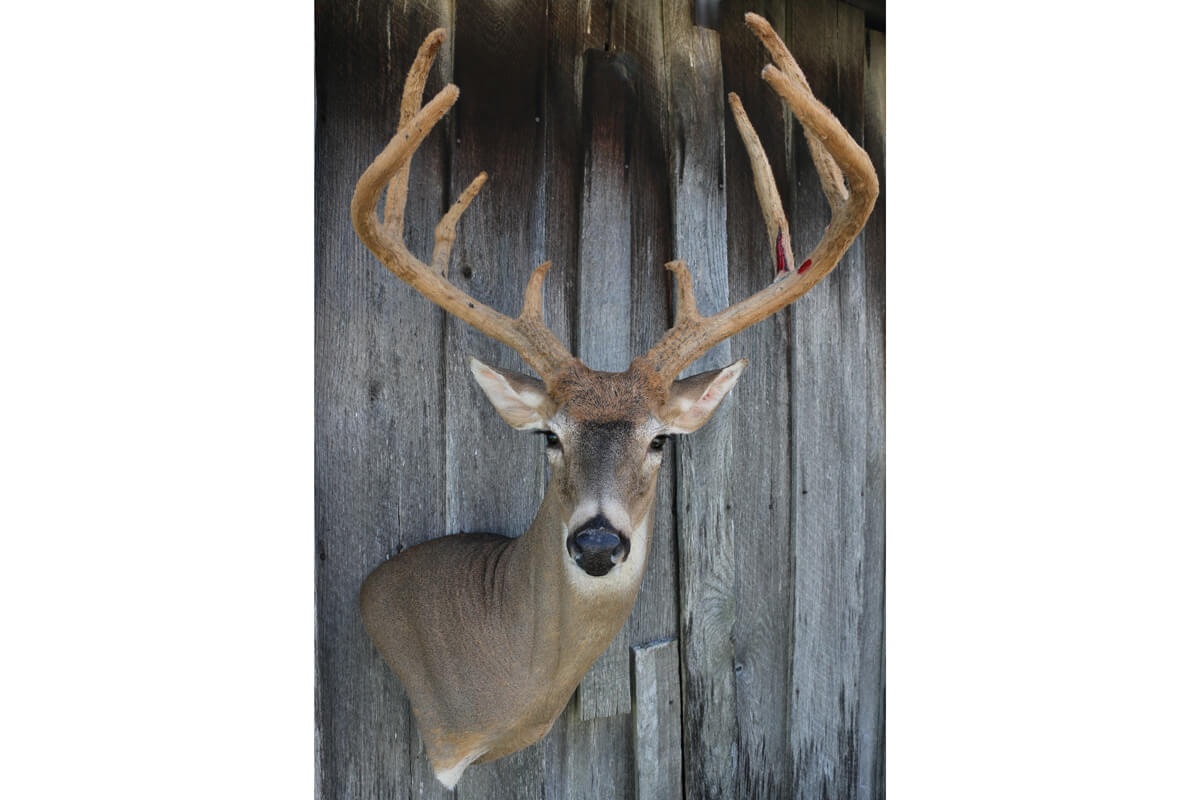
[638,13,879,383]
[350,29,574,384]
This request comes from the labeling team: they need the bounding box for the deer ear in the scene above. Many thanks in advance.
[469,357,554,430]
[661,359,748,434]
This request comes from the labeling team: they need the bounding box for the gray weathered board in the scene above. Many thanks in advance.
[315,1,885,797]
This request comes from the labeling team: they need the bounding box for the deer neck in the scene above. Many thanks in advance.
[504,490,653,686]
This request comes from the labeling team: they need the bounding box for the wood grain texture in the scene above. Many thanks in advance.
[662,3,737,798]
[786,2,882,798]
[557,699,634,800]
[316,2,885,797]
[717,2,799,796]
[632,639,684,800]
[315,1,449,797]
[860,27,887,799]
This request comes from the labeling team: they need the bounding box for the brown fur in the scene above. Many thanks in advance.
[361,516,640,777]
[360,366,667,782]
[359,358,746,785]
[548,360,667,420]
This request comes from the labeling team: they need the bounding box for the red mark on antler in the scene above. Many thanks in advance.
[775,231,789,275]
[798,258,812,274]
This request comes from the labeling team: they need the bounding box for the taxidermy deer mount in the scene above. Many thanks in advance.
[353,14,877,789]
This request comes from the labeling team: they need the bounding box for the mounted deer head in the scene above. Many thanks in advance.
[353,14,877,788]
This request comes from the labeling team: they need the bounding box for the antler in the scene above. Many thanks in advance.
[637,13,879,383]
[351,29,575,384]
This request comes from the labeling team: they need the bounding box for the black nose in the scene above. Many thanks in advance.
[567,521,628,577]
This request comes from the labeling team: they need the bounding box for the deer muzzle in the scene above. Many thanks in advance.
[567,517,629,577]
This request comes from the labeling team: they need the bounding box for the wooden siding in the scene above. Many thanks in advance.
[315,1,885,797]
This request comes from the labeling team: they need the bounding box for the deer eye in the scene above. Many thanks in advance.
[539,430,560,448]
[649,434,668,452]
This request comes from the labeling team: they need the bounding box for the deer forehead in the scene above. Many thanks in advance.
[548,361,667,424]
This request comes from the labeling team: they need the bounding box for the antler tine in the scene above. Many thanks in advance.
[664,259,701,323]
[381,29,446,234]
[638,12,879,383]
[728,91,794,279]
[741,13,852,213]
[352,29,574,384]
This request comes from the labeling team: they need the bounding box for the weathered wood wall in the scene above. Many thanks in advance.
[316,1,885,797]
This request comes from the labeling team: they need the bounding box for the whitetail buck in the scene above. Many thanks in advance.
[352,14,877,788]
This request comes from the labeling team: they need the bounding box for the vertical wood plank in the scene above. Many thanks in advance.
[618,0,681,660]
[786,2,875,797]
[715,2,799,796]
[443,2,551,797]
[576,50,635,376]
[663,2,737,797]
[542,0,587,367]
[559,695,635,800]
[315,0,450,797]
[575,49,637,721]
[860,26,887,800]
[633,639,685,800]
